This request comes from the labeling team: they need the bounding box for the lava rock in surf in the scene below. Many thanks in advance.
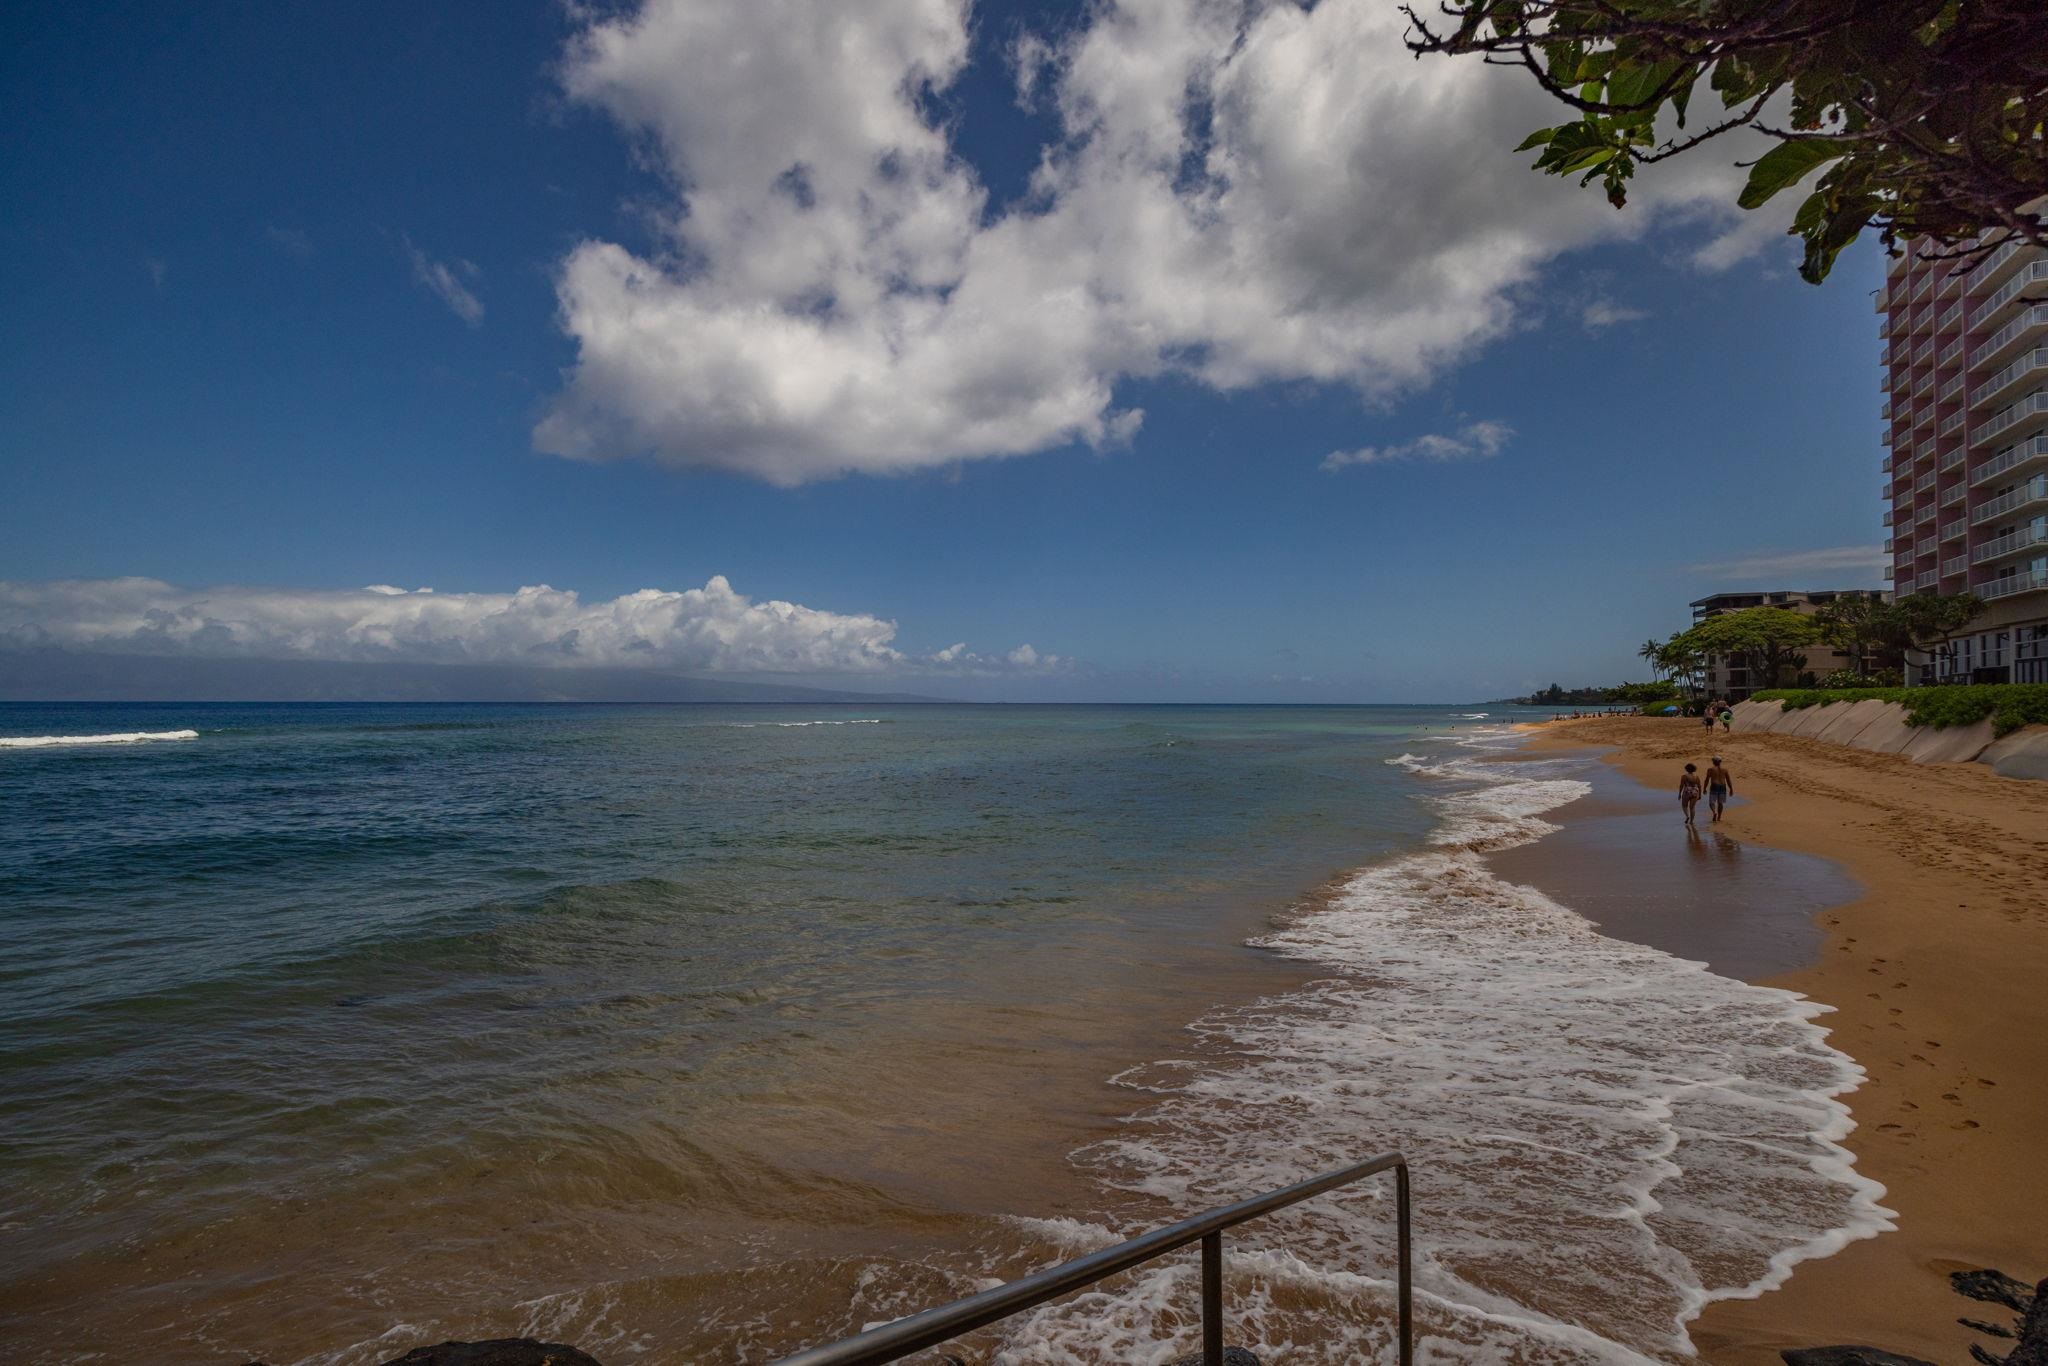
[1780,1350,1936,1366]
[1168,1350,1261,1366]
[378,1342,603,1366]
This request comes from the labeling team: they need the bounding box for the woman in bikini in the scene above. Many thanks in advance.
[1678,763,1703,825]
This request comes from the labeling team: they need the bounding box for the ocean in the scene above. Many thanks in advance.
[0,703,1890,1363]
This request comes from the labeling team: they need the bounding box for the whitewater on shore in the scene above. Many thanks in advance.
[988,727,1894,1363]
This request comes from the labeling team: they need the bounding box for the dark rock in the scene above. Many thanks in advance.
[1780,1350,1937,1366]
[2004,1276,2048,1366]
[1167,1351,1260,1366]
[378,1341,602,1366]
[1966,1318,2020,1339]
[1955,1270,2039,1315]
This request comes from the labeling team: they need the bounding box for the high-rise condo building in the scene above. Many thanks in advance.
[1882,232,2048,683]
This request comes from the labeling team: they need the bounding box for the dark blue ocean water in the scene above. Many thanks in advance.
[1,701,1513,1362]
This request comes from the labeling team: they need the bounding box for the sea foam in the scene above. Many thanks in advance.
[0,729,199,749]
[1002,728,1891,1362]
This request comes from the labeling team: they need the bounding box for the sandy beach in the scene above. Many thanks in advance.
[1527,715,2048,1363]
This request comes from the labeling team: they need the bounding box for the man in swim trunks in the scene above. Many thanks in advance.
[1703,757,1733,822]
[1678,763,1702,826]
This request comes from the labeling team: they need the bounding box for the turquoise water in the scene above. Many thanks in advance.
[2,701,1513,1361]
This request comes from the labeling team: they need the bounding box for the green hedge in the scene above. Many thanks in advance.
[1749,683,2048,737]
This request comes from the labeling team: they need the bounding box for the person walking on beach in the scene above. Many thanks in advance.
[1704,756,1733,822]
[1701,699,1718,735]
[1719,705,1734,732]
[1678,763,1702,826]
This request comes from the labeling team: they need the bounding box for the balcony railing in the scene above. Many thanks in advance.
[1941,482,1967,507]
[1970,259,2048,328]
[1883,510,1896,526]
[1943,554,1971,577]
[1915,470,1939,491]
[1979,567,2048,601]
[1939,410,1966,437]
[1940,518,1965,541]
[1914,570,1940,590]
[1939,446,1965,472]
[1971,474,2048,525]
[1979,346,2048,404]
[1972,433,2048,486]
[1972,303,2048,369]
[1939,372,1969,401]
[1971,388,2048,447]
[1971,523,2048,566]
[1937,302,1963,333]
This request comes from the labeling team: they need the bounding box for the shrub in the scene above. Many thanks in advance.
[1749,683,2048,737]
[1817,668,1903,689]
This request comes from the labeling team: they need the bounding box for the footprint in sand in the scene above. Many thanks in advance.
[1975,1078,1996,1088]
[1955,1120,1980,1130]
[1942,1091,1962,1103]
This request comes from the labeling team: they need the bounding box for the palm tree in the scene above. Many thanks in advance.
[1638,638,1664,678]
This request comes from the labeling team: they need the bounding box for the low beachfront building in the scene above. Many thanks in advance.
[1881,227,2048,683]
[1689,589,1891,700]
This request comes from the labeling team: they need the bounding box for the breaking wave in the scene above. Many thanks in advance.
[998,728,1891,1362]
[0,729,200,749]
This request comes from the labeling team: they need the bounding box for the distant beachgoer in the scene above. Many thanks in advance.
[1719,706,1734,732]
[1701,701,1716,733]
[1678,763,1702,826]
[1704,757,1733,822]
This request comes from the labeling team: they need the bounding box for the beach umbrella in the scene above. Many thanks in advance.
[1660,705,1679,714]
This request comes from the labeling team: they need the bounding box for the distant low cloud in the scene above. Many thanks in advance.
[1688,545,1889,581]
[143,257,167,289]
[1322,420,1513,472]
[1581,298,1649,330]
[402,236,484,325]
[0,577,1064,676]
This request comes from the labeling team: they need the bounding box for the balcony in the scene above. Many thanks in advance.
[1941,482,1967,507]
[1965,238,2033,298]
[1940,446,1965,472]
[1979,566,2048,601]
[1943,553,1971,577]
[1883,510,1896,526]
[1971,523,2048,566]
[1914,570,1941,590]
[1940,410,1967,437]
[1970,388,2048,447]
[1882,455,1894,473]
[1971,474,2048,525]
[1885,537,1896,552]
[1912,369,1936,397]
[1939,372,1969,402]
[1940,518,1966,541]
[1939,337,1965,368]
[1972,433,2048,487]
[1915,470,1938,492]
[1978,346,2048,408]
[1972,303,2048,370]
[1970,259,2048,329]
[1937,302,1963,333]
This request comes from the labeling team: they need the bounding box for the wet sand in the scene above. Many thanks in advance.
[1527,715,2048,1364]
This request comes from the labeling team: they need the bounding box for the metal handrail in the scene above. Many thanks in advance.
[769,1152,1412,1366]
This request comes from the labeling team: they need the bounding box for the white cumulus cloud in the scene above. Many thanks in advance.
[1322,420,1513,471]
[0,577,1061,675]
[535,0,1776,486]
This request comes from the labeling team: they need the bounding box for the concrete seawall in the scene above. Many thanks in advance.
[1727,699,2048,782]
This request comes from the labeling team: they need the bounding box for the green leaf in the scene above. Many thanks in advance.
[1737,139,1841,210]
[1515,127,1560,151]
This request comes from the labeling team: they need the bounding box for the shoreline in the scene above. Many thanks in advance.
[1525,715,2048,1363]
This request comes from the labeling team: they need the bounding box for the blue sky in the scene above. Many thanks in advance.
[0,0,1887,701]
